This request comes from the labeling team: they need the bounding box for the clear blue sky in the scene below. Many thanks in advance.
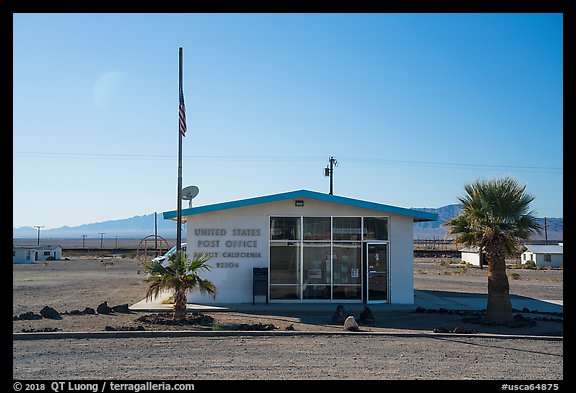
[13,13,563,229]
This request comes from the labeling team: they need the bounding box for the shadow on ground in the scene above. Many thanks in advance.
[191,303,563,337]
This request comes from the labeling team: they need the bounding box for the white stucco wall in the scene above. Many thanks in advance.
[522,251,563,268]
[13,247,62,264]
[388,215,414,304]
[13,249,33,264]
[461,251,481,266]
[186,209,269,303]
[182,197,416,304]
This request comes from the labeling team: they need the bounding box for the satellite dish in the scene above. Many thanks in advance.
[182,186,199,207]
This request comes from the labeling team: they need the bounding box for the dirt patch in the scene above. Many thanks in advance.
[414,257,563,300]
[12,257,563,336]
[12,256,563,380]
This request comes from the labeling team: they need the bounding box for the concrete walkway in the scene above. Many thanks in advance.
[415,290,563,313]
[130,289,563,314]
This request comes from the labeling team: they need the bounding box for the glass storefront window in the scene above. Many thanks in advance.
[303,217,331,240]
[270,242,300,284]
[333,286,361,300]
[270,217,301,240]
[303,242,331,285]
[270,285,300,300]
[269,216,388,302]
[332,217,362,241]
[332,242,361,284]
[303,285,330,300]
[363,217,388,240]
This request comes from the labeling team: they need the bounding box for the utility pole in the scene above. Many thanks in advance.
[34,225,44,245]
[99,232,106,249]
[154,212,158,250]
[81,235,87,248]
[324,156,338,195]
[544,217,548,245]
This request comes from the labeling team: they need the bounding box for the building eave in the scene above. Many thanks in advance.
[162,189,438,222]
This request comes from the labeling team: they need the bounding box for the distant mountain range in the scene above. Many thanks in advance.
[412,204,563,241]
[13,214,181,240]
[13,204,562,241]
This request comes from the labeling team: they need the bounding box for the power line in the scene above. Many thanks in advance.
[13,151,562,173]
[13,151,324,162]
[338,156,563,173]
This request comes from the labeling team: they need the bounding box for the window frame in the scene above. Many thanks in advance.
[269,215,389,303]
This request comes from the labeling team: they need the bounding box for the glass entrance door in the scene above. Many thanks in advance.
[366,243,388,303]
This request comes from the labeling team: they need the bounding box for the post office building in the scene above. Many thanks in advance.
[163,190,437,305]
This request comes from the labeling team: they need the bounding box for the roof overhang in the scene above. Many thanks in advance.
[163,190,438,223]
[523,245,564,255]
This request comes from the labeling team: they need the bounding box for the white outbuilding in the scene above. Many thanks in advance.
[163,189,437,305]
[521,244,563,268]
[459,247,484,267]
[13,244,62,264]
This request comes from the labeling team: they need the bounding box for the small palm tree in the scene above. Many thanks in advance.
[144,251,216,320]
[444,176,541,323]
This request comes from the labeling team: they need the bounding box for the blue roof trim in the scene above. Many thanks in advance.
[163,189,437,222]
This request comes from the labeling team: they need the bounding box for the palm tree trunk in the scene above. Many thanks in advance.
[173,289,187,320]
[485,248,513,323]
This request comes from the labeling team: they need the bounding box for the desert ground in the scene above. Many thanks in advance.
[12,255,563,381]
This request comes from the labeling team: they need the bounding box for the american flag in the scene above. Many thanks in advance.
[179,84,187,137]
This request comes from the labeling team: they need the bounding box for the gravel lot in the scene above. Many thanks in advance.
[13,335,562,380]
[13,256,563,381]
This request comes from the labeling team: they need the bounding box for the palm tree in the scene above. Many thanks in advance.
[144,251,216,320]
[444,176,541,323]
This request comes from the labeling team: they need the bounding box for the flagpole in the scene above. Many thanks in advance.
[176,47,184,253]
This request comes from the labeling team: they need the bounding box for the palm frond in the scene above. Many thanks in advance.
[142,250,217,305]
[444,176,540,255]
